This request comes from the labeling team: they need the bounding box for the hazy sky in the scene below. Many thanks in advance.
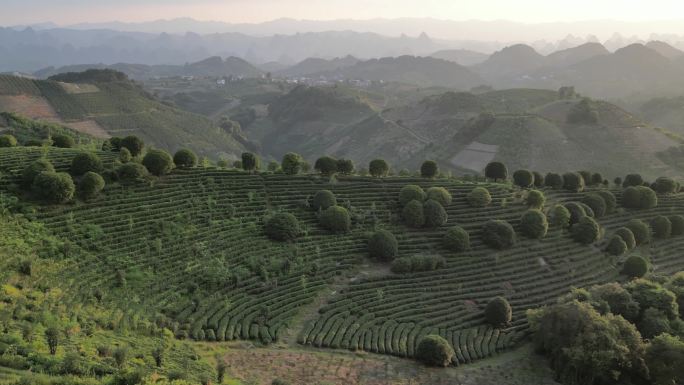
[4,0,684,25]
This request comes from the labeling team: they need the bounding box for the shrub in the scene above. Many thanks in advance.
[415,335,455,367]
[467,187,492,208]
[605,236,628,256]
[622,256,648,278]
[482,220,516,249]
[78,172,105,201]
[70,152,102,176]
[399,185,425,206]
[319,206,350,233]
[52,134,75,148]
[623,174,644,187]
[571,216,601,244]
[0,134,17,147]
[423,200,448,227]
[520,209,548,239]
[173,149,197,168]
[402,200,425,228]
[312,190,336,211]
[548,205,571,228]
[32,172,75,204]
[651,216,672,239]
[337,159,354,175]
[614,227,637,250]
[117,162,148,183]
[484,162,507,181]
[526,190,545,209]
[485,297,512,328]
[267,160,279,172]
[653,176,677,194]
[670,215,684,236]
[420,160,438,178]
[581,193,607,218]
[242,152,260,172]
[21,159,54,188]
[143,149,174,176]
[532,171,544,187]
[368,230,398,261]
[562,172,584,192]
[426,187,452,207]
[443,226,470,252]
[564,202,587,225]
[265,213,301,242]
[597,190,617,214]
[119,147,132,163]
[513,169,534,188]
[368,159,389,177]
[545,173,563,189]
[622,186,658,210]
[281,152,303,175]
[120,135,144,156]
[625,219,651,246]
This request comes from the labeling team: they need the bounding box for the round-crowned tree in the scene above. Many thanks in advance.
[670,215,684,236]
[173,149,197,168]
[622,255,649,278]
[426,187,452,207]
[532,171,544,187]
[368,230,398,261]
[520,209,548,239]
[571,216,601,244]
[651,216,672,239]
[614,227,637,250]
[467,187,492,208]
[482,220,516,249]
[526,190,545,209]
[267,160,279,172]
[443,226,470,252]
[485,297,512,328]
[22,159,55,189]
[0,134,17,147]
[314,156,337,176]
[623,174,644,187]
[614,177,622,186]
[623,186,658,209]
[264,212,301,241]
[281,152,303,175]
[578,202,595,218]
[242,152,260,172]
[415,335,455,367]
[625,219,651,246]
[52,134,75,148]
[545,173,564,189]
[591,173,603,186]
[578,171,592,186]
[513,169,534,188]
[638,186,658,209]
[606,235,628,256]
[120,135,144,156]
[119,147,132,163]
[399,185,426,206]
[70,152,102,176]
[78,172,105,201]
[564,202,587,225]
[653,177,677,194]
[319,205,351,233]
[484,162,507,181]
[143,149,174,176]
[368,159,389,177]
[581,193,607,218]
[420,160,438,178]
[423,199,448,228]
[337,159,354,175]
[548,204,571,229]
[597,190,617,214]
[117,162,148,183]
[402,200,425,228]
[312,190,337,211]
[563,172,585,192]
[32,172,75,204]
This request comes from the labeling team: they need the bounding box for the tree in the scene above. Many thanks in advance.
[368,230,398,262]
[591,173,603,186]
[484,162,507,181]
[614,177,623,187]
[217,358,227,384]
[337,159,354,175]
[532,171,545,187]
[615,227,637,249]
[420,160,438,178]
[117,162,148,183]
[368,159,389,177]
[566,98,599,124]
[638,308,671,339]
[78,172,105,201]
[548,204,571,229]
[626,279,678,319]
[578,171,592,186]
[173,149,197,168]
[267,160,279,172]
[70,152,102,176]
[526,190,545,209]
[482,220,516,249]
[143,149,174,176]
[264,213,301,242]
[52,134,75,148]
[563,172,585,192]
[646,333,684,385]
[572,216,601,244]
[653,176,677,194]
[670,215,684,236]
[625,219,651,246]
[399,185,426,206]
[652,216,672,238]
[402,200,425,228]
[120,135,144,156]
[606,236,628,256]
[102,136,122,151]
[622,186,657,210]
[513,169,534,188]
[242,152,260,172]
[22,159,54,188]
[119,147,132,163]
[485,297,512,327]
[623,174,644,187]
[426,187,452,207]
[33,172,75,204]
[313,156,337,176]
[423,200,447,227]
[520,209,548,239]
[415,335,455,367]
[443,226,469,252]
[0,134,17,147]
[319,206,351,233]
[467,187,492,208]
[45,326,60,355]
[597,190,617,214]
[622,256,649,279]
[564,202,587,225]
[588,282,640,322]
[581,193,607,218]
[312,190,337,211]
[545,173,563,189]
[281,152,303,175]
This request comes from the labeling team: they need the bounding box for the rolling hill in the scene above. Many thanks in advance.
[276,55,360,77]
[429,49,489,66]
